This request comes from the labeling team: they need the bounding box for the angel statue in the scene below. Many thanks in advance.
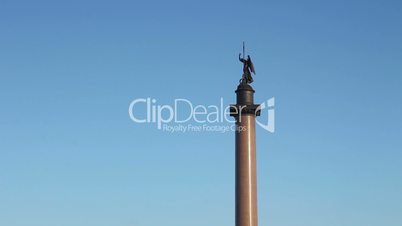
[239,53,256,84]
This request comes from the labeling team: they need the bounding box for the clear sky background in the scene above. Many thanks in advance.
[1,0,402,226]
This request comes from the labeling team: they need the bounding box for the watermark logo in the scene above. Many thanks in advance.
[256,98,275,133]
[128,98,275,133]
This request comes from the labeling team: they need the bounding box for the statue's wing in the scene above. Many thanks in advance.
[248,57,256,74]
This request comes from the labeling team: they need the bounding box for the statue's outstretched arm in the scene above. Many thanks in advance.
[239,53,244,62]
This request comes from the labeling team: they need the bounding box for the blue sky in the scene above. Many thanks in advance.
[1,0,402,225]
